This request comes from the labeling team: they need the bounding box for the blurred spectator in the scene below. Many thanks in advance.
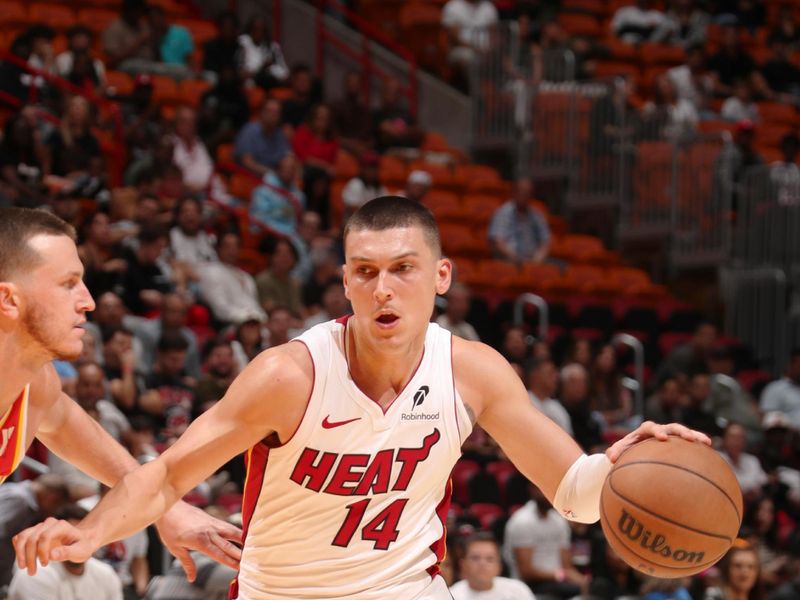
[372,78,424,154]
[202,11,241,80]
[144,551,236,600]
[721,79,760,123]
[24,24,56,82]
[558,363,604,452]
[502,327,530,365]
[169,196,217,268]
[640,74,698,141]
[707,345,762,443]
[342,152,387,221]
[197,231,266,326]
[302,248,343,313]
[126,292,201,378]
[405,170,433,203]
[74,362,131,444]
[761,36,800,104]
[148,6,193,78]
[234,98,290,176]
[437,283,480,341]
[767,5,800,50]
[760,348,800,430]
[8,504,123,600]
[710,0,764,31]
[44,95,105,197]
[249,152,306,239]
[281,64,316,131]
[527,357,573,435]
[102,0,157,75]
[655,320,718,382]
[0,110,49,207]
[231,316,266,370]
[292,103,338,223]
[488,177,551,264]
[199,64,250,149]
[138,331,196,441]
[0,475,68,588]
[770,543,800,599]
[237,15,289,90]
[641,576,693,600]
[332,71,374,157]
[706,24,768,99]
[450,532,535,599]
[770,134,800,207]
[719,422,768,502]
[742,496,788,588]
[656,0,709,47]
[703,542,763,599]
[611,0,668,45]
[255,237,304,316]
[503,483,586,598]
[126,136,174,192]
[83,291,131,362]
[195,338,238,414]
[302,281,349,330]
[56,25,106,89]
[101,325,139,412]
[683,370,724,436]
[566,337,594,370]
[172,106,214,193]
[119,226,175,315]
[78,210,128,300]
[588,542,641,599]
[714,119,764,212]
[121,75,165,167]
[667,44,714,117]
[442,0,499,86]
[590,343,633,429]
[265,306,294,348]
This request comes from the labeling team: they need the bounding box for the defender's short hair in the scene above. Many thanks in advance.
[0,207,76,281]
[344,195,441,257]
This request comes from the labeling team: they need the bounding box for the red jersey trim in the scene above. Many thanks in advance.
[426,478,453,579]
[0,385,29,481]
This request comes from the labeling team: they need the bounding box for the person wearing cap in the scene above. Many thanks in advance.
[404,169,432,203]
[761,348,800,431]
[342,152,387,221]
[488,177,551,264]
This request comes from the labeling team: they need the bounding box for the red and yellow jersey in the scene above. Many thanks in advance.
[0,385,29,485]
[231,320,472,600]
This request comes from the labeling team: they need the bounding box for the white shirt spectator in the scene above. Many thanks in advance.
[529,391,573,436]
[503,500,570,580]
[667,64,712,112]
[442,0,498,50]
[172,135,214,192]
[238,35,289,82]
[55,51,107,85]
[450,576,536,600]
[761,377,800,429]
[770,161,800,206]
[612,4,669,44]
[436,314,480,341]
[198,262,266,325]
[720,97,759,123]
[96,399,131,442]
[9,559,123,600]
[170,226,218,266]
[719,451,768,496]
[342,177,387,212]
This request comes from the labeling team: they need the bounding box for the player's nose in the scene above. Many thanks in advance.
[78,282,96,312]
[373,271,394,303]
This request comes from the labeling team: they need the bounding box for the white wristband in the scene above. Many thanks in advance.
[552,453,612,524]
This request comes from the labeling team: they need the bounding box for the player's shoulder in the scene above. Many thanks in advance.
[231,341,314,401]
[451,336,517,392]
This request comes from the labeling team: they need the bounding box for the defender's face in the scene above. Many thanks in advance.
[343,226,450,349]
[19,235,95,361]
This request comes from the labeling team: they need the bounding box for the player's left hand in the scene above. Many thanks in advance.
[605,421,711,464]
[155,501,243,582]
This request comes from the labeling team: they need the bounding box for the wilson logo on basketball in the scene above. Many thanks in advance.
[617,509,706,565]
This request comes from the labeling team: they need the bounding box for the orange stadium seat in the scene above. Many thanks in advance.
[216,143,235,164]
[471,259,521,290]
[593,60,640,82]
[229,174,257,202]
[359,0,405,39]
[150,0,192,17]
[150,74,181,105]
[461,194,504,224]
[179,79,212,106]
[604,38,639,62]
[454,163,501,183]
[378,155,407,188]
[440,222,490,258]
[421,131,450,153]
[561,0,608,17]
[451,257,481,286]
[28,3,76,30]
[329,179,346,229]
[334,150,359,180]
[426,190,464,223]
[408,160,460,191]
[557,13,601,38]
[399,2,446,72]
[639,43,685,67]
[176,18,218,45]
[759,101,799,126]
[0,1,28,27]
[76,8,118,33]
[246,87,266,114]
[104,70,133,96]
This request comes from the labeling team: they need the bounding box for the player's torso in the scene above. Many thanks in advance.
[0,385,30,485]
[235,320,471,600]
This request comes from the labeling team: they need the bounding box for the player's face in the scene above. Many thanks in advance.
[19,235,95,361]
[343,226,451,350]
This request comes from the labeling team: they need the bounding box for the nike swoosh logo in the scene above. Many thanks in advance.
[321,416,362,429]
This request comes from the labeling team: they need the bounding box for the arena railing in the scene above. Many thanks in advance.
[0,50,126,186]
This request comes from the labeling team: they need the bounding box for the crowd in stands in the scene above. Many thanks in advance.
[0,0,800,599]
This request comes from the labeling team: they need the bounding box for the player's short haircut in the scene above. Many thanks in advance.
[0,207,76,281]
[344,195,442,257]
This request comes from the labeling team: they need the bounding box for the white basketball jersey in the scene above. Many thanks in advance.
[232,318,472,599]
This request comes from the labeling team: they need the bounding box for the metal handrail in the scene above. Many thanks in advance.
[513,293,548,341]
[611,332,644,419]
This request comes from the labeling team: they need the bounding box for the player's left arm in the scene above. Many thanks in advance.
[453,338,711,523]
[31,365,241,579]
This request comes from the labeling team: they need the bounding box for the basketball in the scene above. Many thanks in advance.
[599,436,743,578]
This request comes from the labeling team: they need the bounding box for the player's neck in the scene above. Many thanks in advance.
[0,332,47,409]
[346,324,426,406]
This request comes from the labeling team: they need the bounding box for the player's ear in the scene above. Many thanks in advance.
[435,258,452,296]
[0,282,21,320]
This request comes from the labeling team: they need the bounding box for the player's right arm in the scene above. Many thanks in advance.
[13,341,313,572]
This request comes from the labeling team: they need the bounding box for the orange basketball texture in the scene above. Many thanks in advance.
[599,437,743,578]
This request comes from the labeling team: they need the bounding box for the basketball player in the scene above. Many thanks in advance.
[0,208,241,581]
[13,197,710,599]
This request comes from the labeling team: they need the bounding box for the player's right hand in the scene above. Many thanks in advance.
[12,517,98,576]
